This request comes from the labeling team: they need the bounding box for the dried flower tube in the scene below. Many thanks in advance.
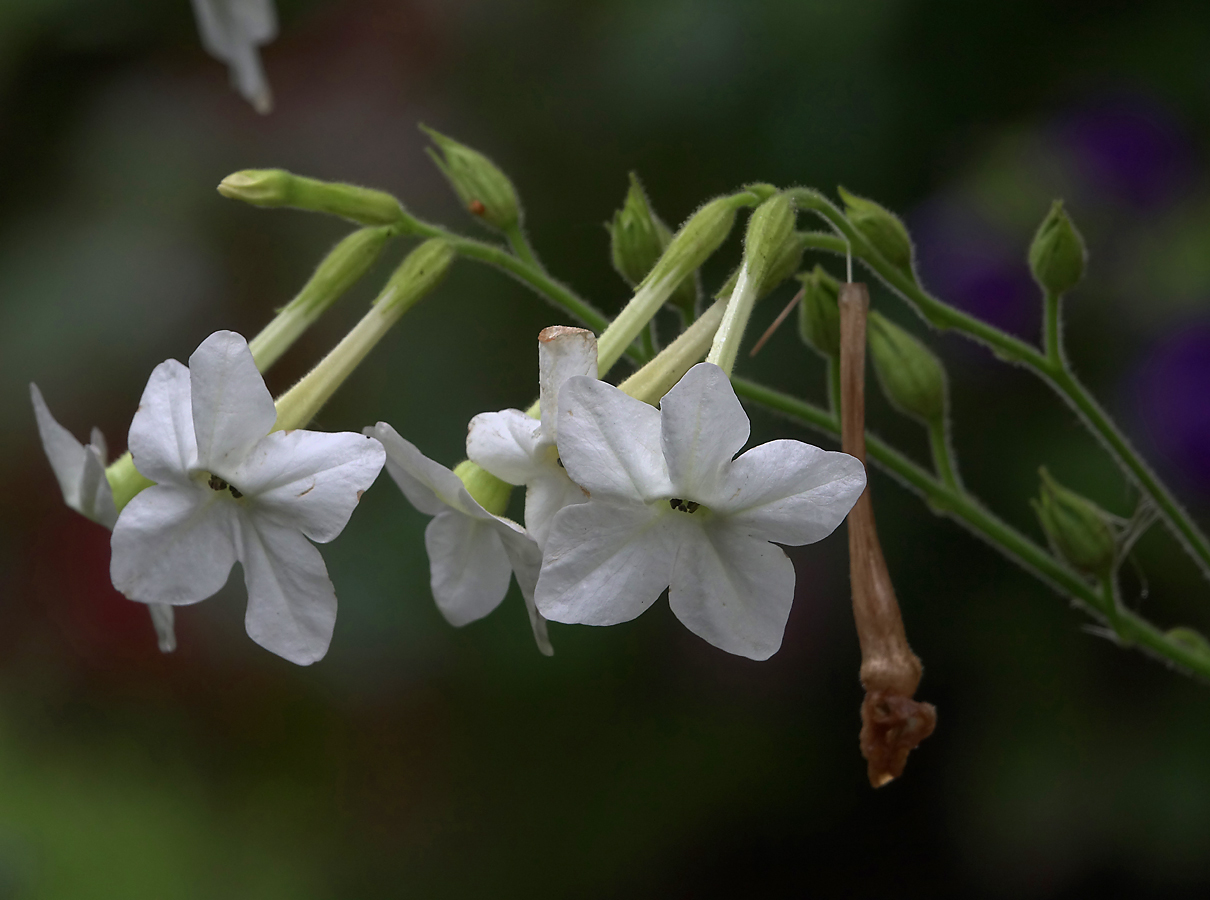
[839,282,936,787]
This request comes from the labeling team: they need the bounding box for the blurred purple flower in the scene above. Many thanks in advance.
[1055,96,1194,210]
[910,199,1037,337]
[1134,321,1210,492]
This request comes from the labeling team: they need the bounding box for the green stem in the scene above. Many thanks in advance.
[928,418,961,491]
[793,189,1210,582]
[731,376,1210,679]
[1043,289,1063,367]
[504,224,543,270]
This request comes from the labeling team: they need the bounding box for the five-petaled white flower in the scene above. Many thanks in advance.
[535,362,867,660]
[368,422,553,656]
[466,326,597,551]
[30,384,178,652]
[110,330,384,665]
[191,0,278,114]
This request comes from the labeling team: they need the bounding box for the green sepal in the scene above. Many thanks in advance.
[1029,200,1087,296]
[607,173,697,316]
[867,311,946,424]
[796,265,841,358]
[1032,467,1117,579]
[376,239,456,314]
[421,125,521,231]
[838,186,915,282]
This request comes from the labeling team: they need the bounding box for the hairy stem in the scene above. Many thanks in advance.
[792,189,1210,583]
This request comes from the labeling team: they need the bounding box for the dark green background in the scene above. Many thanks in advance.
[3,1,1210,896]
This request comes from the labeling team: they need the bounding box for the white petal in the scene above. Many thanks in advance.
[148,604,177,653]
[660,362,750,499]
[718,441,866,545]
[668,521,795,661]
[110,483,237,605]
[466,409,542,485]
[230,430,384,543]
[189,331,276,476]
[191,0,277,113]
[538,326,597,441]
[425,510,513,626]
[556,377,671,503]
[535,500,683,626]
[127,359,197,485]
[524,469,589,551]
[369,423,485,519]
[30,384,117,528]
[494,518,554,656]
[239,516,336,665]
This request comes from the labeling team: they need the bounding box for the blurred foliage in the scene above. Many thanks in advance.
[2,0,1210,896]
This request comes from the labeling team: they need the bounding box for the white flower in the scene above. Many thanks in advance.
[30,384,178,653]
[191,0,278,114]
[535,362,867,660]
[368,422,553,656]
[110,330,384,665]
[466,326,597,550]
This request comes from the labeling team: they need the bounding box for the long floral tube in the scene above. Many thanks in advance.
[731,376,1210,680]
[790,189,1210,586]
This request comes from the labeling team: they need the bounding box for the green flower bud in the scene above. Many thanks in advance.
[376,238,456,314]
[642,192,753,293]
[1031,467,1117,578]
[838,186,915,280]
[453,460,512,516]
[796,265,841,358]
[1029,200,1086,295]
[743,193,796,287]
[218,169,406,226]
[608,173,669,287]
[421,125,521,231]
[608,174,697,318]
[867,312,946,424]
[713,207,804,300]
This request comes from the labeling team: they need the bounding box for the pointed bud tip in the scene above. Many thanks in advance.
[1029,200,1087,295]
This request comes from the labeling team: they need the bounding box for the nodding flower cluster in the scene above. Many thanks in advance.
[31,152,867,667]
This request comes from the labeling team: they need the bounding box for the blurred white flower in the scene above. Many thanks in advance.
[30,384,177,653]
[191,0,278,114]
[110,330,384,665]
[535,362,867,660]
[466,326,597,551]
[368,422,553,656]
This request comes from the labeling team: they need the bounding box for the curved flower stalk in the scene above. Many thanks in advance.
[30,385,178,652]
[110,331,385,665]
[367,422,553,656]
[467,326,597,551]
[535,362,867,660]
[191,0,278,114]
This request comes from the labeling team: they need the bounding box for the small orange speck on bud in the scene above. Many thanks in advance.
[468,199,487,216]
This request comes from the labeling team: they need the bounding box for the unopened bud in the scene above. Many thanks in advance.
[743,193,796,287]
[608,174,698,317]
[867,312,946,424]
[608,173,669,286]
[643,192,754,292]
[839,186,915,280]
[453,460,511,516]
[1029,200,1086,295]
[1032,467,1116,578]
[376,239,456,314]
[421,125,521,231]
[797,265,841,358]
[218,169,406,226]
[714,200,803,300]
